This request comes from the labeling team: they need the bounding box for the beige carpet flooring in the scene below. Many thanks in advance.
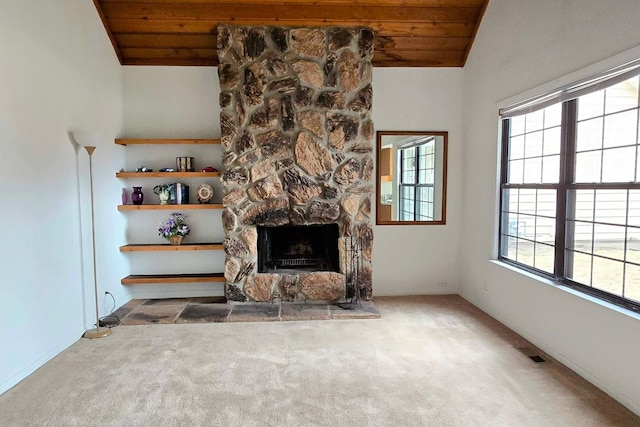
[1,295,638,426]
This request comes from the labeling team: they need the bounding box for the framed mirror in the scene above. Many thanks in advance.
[376,131,448,225]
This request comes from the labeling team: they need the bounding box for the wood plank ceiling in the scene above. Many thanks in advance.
[93,0,489,67]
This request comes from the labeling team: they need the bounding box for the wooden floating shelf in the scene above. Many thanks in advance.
[120,243,224,252]
[115,138,221,146]
[121,273,225,285]
[118,204,223,211]
[116,171,220,178]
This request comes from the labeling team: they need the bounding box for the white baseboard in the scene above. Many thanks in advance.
[0,330,82,396]
[463,296,640,417]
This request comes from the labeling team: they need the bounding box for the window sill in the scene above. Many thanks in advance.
[489,259,640,321]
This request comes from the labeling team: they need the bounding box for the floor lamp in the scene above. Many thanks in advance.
[82,145,112,339]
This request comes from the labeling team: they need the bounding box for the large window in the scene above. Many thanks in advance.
[399,141,435,221]
[500,73,640,311]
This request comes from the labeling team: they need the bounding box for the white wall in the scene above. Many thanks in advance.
[372,68,463,294]
[0,2,125,394]
[122,67,464,297]
[460,0,640,414]
[123,67,224,298]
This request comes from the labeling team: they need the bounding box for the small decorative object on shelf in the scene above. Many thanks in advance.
[168,235,183,246]
[153,184,174,205]
[175,182,189,204]
[158,212,190,245]
[131,187,144,205]
[121,188,129,205]
[196,184,213,204]
[176,156,195,172]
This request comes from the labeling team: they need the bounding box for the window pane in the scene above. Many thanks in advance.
[602,147,636,182]
[517,239,534,266]
[510,135,525,160]
[518,214,536,239]
[508,159,524,183]
[592,257,624,296]
[525,131,543,158]
[401,149,416,183]
[594,189,627,225]
[578,90,604,121]
[536,189,557,217]
[544,103,563,128]
[541,155,560,183]
[510,116,525,136]
[417,187,433,220]
[543,127,561,155]
[625,228,640,264]
[593,224,625,261]
[400,186,415,221]
[418,144,434,185]
[576,117,603,152]
[567,250,592,285]
[604,76,639,115]
[534,243,554,273]
[624,264,640,303]
[571,190,595,221]
[526,109,544,132]
[503,189,519,213]
[535,216,555,244]
[628,190,640,227]
[575,151,602,183]
[518,189,536,215]
[502,234,517,259]
[570,221,594,253]
[523,157,542,183]
[506,211,523,237]
[603,110,638,148]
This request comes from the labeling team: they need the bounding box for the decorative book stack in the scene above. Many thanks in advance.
[169,183,189,204]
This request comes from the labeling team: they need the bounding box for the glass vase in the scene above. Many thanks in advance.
[131,186,144,205]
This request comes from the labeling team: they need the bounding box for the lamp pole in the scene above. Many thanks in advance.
[83,146,111,339]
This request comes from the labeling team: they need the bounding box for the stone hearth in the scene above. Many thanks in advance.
[218,24,374,302]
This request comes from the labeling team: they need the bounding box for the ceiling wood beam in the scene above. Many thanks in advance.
[101,0,486,7]
[114,33,471,52]
[107,20,476,38]
[115,33,217,48]
[101,4,482,23]
[118,48,466,67]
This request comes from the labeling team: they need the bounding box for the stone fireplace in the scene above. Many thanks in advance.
[218,24,374,302]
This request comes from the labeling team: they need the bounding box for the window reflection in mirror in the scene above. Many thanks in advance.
[376,131,447,225]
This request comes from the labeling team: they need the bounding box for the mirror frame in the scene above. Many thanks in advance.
[376,130,448,225]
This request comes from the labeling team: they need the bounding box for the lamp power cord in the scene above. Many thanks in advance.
[99,291,120,328]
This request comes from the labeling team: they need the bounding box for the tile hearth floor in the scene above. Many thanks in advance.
[112,297,380,325]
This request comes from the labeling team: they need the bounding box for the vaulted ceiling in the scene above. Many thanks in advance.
[93,0,489,67]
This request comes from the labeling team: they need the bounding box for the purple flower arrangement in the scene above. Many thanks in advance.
[158,212,190,240]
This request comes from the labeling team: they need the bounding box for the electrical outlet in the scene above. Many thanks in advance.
[438,281,448,287]
[482,281,489,292]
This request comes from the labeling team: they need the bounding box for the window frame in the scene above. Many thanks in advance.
[398,142,436,221]
[499,86,640,313]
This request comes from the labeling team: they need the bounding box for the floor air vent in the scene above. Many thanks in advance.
[515,346,551,364]
[528,355,548,363]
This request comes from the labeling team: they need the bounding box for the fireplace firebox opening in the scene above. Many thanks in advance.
[257,224,340,273]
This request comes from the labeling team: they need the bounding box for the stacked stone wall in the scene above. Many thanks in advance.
[218,24,374,302]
